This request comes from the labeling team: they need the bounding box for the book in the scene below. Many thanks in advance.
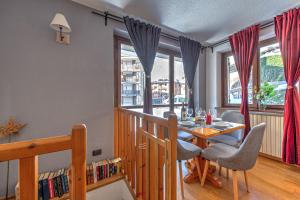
[64,169,69,193]
[56,169,63,197]
[59,169,66,194]
[48,172,55,198]
[53,172,59,197]
[42,172,50,200]
[38,173,44,200]
[92,162,97,184]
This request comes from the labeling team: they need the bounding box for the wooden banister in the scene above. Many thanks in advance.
[114,107,177,200]
[0,135,72,161]
[71,124,87,200]
[0,124,87,200]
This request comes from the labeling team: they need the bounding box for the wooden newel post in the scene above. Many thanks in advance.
[19,156,38,200]
[71,124,87,200]
[168,114,177,200]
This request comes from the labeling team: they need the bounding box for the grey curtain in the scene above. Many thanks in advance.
[124,16,161,114]
[179,36,201,111]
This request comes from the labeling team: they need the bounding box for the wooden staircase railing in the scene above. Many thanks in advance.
[114,108,177,200]
[0,124,87,200]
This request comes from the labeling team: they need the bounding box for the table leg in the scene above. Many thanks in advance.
[183,138,222,188]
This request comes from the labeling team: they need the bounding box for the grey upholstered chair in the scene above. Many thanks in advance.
[177,139,202,199]
[162,117,202,199]
[163,111,194,141]
[201,123,266,200]
[208,110,245,147]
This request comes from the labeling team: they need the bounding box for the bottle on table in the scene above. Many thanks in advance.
[181,102,187,121]
[206,109,212,125]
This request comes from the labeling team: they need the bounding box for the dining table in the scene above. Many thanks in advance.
[178,119,245,188]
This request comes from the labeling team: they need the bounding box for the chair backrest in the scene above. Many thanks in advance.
[163,111,174,118]
[221,123,266,170]
[163,111,175,138]
[221,110,245,141]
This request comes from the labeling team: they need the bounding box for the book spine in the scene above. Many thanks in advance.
[60,175,66,194]
[57,176,63,197]
[48,179,54,199]
[42,179,50,200]
[38,180,43,200]
[64,174,69,192]
[53,177,58,197]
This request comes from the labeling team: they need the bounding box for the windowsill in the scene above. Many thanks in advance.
[215,106,284,116]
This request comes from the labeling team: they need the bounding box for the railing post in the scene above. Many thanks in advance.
[114,107,120,158]
[71,124,87,200]
[168,114,177,200]
[19,156,38,200]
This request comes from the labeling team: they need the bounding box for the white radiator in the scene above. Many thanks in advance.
[250,113,284,159]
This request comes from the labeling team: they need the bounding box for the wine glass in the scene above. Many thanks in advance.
[195,107,201,117]
[187,108,193,120]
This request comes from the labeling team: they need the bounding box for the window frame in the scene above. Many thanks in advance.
[114,35,187,111]
[222,37,287,110]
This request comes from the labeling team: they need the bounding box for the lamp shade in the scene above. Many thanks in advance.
[50,13,71,33]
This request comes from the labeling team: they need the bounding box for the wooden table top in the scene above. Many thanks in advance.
[178,121,245,140]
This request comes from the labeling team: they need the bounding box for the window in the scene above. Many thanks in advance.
[120,44,144,106]
[151,53,170,106]
[225,55,253,104]
[115,35,187,112]
[222,38,287,109]
[259,42,285,105]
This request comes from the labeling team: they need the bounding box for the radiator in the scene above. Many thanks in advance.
[250,113,284,159]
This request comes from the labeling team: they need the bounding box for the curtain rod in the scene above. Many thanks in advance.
[92,10,207,52]
[92,10,275,52]
[91,10,181,42]
[207,20,275,49]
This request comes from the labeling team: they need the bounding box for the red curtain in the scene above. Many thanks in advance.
[275,8,300,165]
[229,25,260,137]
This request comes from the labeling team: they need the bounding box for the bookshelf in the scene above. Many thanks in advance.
[50,174,124,200]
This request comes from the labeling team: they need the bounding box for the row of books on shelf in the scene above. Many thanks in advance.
[86,158,122,185]
[38,168,69,200]
[37,158,122,200]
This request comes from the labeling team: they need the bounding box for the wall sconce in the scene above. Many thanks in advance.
[50,13,71,45]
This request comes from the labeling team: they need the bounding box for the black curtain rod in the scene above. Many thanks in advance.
[91,10,180,42]
[92,10,275,51]
[208,20,275,49]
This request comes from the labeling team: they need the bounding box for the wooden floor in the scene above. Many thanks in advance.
[177,156,300,200]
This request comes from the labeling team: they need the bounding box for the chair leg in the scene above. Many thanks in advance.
[232,170,239,200]
[244,170,249,192]
[201,160,210,186]
[178,161,184,199]
[194,157,202,182]
[219,166,222,176]
[226,168,229,179]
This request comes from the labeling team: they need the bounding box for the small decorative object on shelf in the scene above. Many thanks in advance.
[254,82,275,110]
[0,117,26,200]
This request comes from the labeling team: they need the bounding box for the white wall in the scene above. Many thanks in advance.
[205,26,275,111]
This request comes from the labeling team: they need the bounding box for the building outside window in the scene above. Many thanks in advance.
[115,36,188,116]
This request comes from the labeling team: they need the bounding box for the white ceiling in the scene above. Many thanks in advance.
[74,0,300,44]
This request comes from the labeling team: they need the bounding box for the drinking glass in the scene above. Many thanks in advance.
[187,108,193,119]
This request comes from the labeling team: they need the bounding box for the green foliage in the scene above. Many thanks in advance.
[255,82,275,102]
[266,55,283,67]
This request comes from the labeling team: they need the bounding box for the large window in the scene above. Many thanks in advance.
[222,38,287,109]
[225,55,253,104]
[115,35,187,112]
[259,42,285,105]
